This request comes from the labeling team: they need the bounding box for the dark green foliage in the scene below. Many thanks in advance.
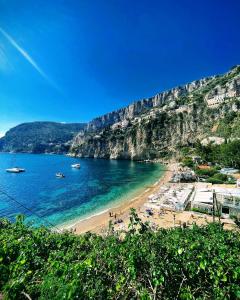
[0,122,86,153]
[207,177,225,184]
[176,96,190,106]
[216,111,240,139]
[208,173,235,184]
[1,213,240,299]
[211,173,228,181]
[178,147,192,157]
[195,168,218,177]
[181,157,195,168]
[196,169,234,184]
[191,207,210,214]
[196,140,240,169]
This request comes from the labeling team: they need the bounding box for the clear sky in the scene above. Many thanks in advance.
[0,0,240,136]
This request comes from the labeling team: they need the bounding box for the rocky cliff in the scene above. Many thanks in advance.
[71,66,240,160]
[2,66,239,158]
[0,122,86,154]
[87,77,213,131]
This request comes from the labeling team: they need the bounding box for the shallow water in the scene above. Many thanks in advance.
[0,153,164,227]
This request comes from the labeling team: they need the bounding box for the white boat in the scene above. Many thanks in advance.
[56,173,65,178]
[71,163,81,169]
[6,167,25,173]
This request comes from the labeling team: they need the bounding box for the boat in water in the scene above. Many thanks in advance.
[6,167,25,173]
[56,173,65,178]
[71,163,81,169]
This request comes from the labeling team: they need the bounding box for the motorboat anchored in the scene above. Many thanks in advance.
[56,173,65,178]
[6,167,25,173]
[71,163,81,169]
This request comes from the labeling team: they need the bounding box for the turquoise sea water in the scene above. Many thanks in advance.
[0,153,164,227]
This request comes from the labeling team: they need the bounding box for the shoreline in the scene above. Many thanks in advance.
[60,162,175,234]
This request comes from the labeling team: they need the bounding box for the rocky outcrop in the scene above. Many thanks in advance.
[71,66,240,160]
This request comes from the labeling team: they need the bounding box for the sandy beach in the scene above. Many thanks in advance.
[59,161,237,234]
[60,162,175,234]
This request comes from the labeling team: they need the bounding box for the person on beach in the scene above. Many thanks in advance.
[173,213,176,227]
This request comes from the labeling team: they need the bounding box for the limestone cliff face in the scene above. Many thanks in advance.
[72,106,208,160]
[87,77,213,131]
[71,66,240,160]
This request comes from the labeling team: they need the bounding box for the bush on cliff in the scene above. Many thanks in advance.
[0,212,240,299]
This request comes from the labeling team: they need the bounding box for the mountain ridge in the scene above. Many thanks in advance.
[1,65,240,158]
[86,75,214,131]
[0,121,86,154]
[71,65,240,160]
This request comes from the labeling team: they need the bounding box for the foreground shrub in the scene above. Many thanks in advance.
[0,213,240,299]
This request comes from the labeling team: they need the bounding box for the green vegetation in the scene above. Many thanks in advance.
[181,156,236,184]
[181,157,195,168]
[191,207,208,214]
[207,173,231,184]
[207,177,226,184]
[191,208,221,217]
[178,147,191,157]
[196,140,240,169]
[0,122,86,154]
[199,66,240,96]
[195,168,218,177]
[195,169,235,184]
[1,213,240,299]
[216,111,240,139]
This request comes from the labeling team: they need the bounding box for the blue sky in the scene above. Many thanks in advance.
[0,0,240,136]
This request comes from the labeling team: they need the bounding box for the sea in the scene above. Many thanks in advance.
[0,153,165,227]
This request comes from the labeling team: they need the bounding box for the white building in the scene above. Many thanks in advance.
[145,185,194,212]
[205,77,240,107]
[191,186,240,218]
[191,189,213,214]
[215,188,240,217]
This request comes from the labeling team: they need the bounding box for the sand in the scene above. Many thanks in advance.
[60,162,176,234]
[59,162,237,235]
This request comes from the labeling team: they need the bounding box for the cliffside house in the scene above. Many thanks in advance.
[205,78,240,107]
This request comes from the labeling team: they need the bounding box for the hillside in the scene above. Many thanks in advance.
[0,122,86,154]
[71,66,240,160]
[0,213,239,299]
[1,66,240,158]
